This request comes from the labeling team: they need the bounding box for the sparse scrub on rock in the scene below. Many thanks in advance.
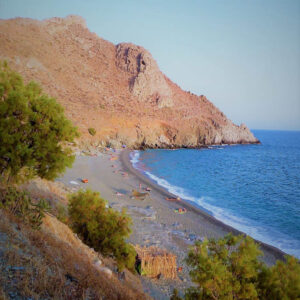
[0,17,259,149]
[172,233,300,300]
[0,61,79,184]
[88,127,96,136]
[68,189,136,272]
[0,210,147,299]
[55,203,68,224]
[0,186,50,229]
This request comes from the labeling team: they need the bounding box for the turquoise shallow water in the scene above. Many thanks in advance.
[130,130,300,257]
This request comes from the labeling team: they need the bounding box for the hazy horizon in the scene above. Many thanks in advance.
[0,0,299,131]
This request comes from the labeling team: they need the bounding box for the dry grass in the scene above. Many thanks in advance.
[21,178,71,224]
[0,210,149,300]
[135,245,177,279]
[21,178,69,205]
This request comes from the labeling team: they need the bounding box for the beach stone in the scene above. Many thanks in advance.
[171,230,186,239]
[172,222,183,229]
[188,234,197,241]
[93,259,102,270]
[99,267,112,278]
[118,271,126,281]
[127,205,156,219]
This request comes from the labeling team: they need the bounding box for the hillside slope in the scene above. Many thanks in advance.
[0,179,149,299]
[0,15,259,148]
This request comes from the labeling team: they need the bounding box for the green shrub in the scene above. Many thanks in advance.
[0,187,50,229]
[68,189,136,271]
[0,61,79,184]
[56,203,68,224]
[88,127,96,136]
[170,289,182,300]
[180,234,300,300]
[258,255,300,300]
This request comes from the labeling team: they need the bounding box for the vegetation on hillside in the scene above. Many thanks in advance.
[0,186,50,230]
[0,61,146,298]
[172,234,300,300]
[68,189,136,272]
[88,127,96,136]
[0,210,146,300]
[0,61,78,184]
[0,61,298,300]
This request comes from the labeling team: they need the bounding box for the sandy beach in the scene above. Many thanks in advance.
[57,148,286,299]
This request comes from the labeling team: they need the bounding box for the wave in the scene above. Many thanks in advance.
[144,171,198,202]
[131,155,300,257]
[129,150,140,168]
[193,196,299,257]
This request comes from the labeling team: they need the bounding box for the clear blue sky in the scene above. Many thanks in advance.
[1,0,299,130]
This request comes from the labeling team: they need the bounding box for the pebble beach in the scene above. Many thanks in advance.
[57,148,286,299]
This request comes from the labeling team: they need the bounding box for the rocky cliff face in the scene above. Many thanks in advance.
[0,15,259,148]
[116,43,174,109]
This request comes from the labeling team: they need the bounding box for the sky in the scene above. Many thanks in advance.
[0,0,299,130]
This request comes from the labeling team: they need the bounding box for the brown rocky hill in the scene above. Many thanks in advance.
[0,15,258,148]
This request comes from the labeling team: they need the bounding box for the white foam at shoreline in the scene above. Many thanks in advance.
[129,150,140,168]
[134,162,300,257]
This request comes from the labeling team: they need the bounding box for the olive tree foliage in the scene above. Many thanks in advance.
[0,61,78,184]
[175,234,300,300]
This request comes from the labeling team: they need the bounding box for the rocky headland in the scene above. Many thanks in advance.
[0,15,259,149]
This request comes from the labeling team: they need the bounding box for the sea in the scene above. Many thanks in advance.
[130,130,300,258]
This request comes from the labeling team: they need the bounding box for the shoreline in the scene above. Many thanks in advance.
[135,140,261,150]
[58,148,290,298]
[120,149,286,262]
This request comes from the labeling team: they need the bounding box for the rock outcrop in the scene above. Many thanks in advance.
[116,43,174,108]
[0,15,259,148]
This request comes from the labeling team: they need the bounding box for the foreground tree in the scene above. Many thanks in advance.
[178,234,300,300]
[68,189,136,272]
[0,61,78,184]
[258,255,300,300]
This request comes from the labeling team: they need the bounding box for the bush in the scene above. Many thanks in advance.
[258,255,300,300]
[88,127,96,136]
[170,289,182,300]
[180,234,300,300]
[68,189,136,271]
[0,61,79,184]
[56,203,68,224]
[0,186,50,229]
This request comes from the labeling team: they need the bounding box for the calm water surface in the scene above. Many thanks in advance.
[130,130,300,257]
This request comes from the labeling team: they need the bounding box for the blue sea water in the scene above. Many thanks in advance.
[130,130,300,257]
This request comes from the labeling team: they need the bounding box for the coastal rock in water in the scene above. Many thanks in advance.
[0,15,259,148]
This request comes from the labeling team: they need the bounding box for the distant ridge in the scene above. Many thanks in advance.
[0,15,259,148]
